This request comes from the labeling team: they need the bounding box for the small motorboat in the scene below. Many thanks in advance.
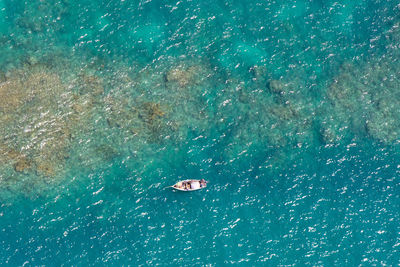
[167,179,208,192]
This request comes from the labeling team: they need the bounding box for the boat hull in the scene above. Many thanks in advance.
[170,179,207,192]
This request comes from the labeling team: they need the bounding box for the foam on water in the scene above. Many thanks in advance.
[0,0,399,265]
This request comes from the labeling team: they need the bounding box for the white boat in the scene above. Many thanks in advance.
[167,179,208,191]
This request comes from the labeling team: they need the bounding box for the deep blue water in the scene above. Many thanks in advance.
[0,0,399,265]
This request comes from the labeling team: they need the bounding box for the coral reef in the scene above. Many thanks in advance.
[0,72,33,113]
[165,65,204,88]
[2,41,398,201]
[267,79,286,95]
[139,102,166,125]
[14,157,32,173]
[0,57,107,198]
[15,1,70,33]
[0,66,69,179]
[323,56,400,144]
[104,88,171,145]
[210,67,316,174]
[105,58,216,145]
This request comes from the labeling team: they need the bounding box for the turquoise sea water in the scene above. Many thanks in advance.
[0,0,399,265]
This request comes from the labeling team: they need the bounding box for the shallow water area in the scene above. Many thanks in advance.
[0,0,400,265]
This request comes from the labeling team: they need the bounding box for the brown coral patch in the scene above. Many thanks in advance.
[139,102,165,124]
[14,157,32,172]
[0,76,32,113]
[76,72,105,96]
[0,64,98,182]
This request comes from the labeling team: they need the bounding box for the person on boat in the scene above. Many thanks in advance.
[200,179,207,187]
[185,182,191,190]
[189,180,200,190]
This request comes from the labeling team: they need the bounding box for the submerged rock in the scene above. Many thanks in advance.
[250,65,268,84]
[139,102,165,124]
[165,65,203,88]
[267,79,285,94]
[14,157,31,173]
